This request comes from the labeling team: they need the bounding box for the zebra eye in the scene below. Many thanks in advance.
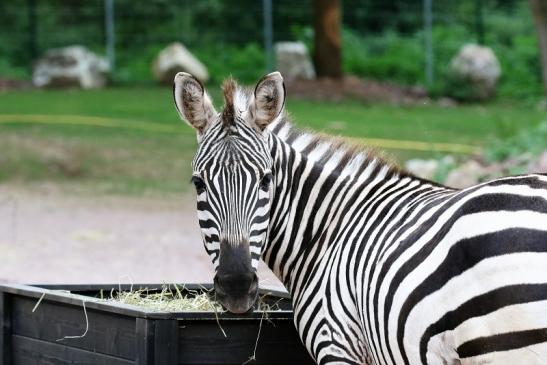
[191,176,206,194]
[260,173,273,190]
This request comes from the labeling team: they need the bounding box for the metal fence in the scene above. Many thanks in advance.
[0,0,534,88]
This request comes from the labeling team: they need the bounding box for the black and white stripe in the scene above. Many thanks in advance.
[179,74,547,365]
[264,118,547,364]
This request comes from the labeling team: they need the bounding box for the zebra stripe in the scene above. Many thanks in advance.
[265,119,547,364]
[181,76,547,365]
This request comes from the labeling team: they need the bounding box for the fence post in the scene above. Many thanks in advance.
[475,0,485,44]
[263,0,273,73]
[423,0,434,87]
[105,0,116,71]
[27,0,38,68]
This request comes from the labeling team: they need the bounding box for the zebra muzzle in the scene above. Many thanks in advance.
[214,271,259,314]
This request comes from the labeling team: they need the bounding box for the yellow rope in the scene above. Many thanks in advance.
[0,114,181,133]
[0,114,479,154]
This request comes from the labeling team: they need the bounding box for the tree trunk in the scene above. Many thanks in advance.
[530,0,547,96]
[313,0,342,78]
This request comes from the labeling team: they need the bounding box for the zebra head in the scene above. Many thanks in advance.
[173,72,285,313]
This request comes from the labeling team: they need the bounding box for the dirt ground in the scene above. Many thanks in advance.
[0,184,284,291]
[286,76,429,104]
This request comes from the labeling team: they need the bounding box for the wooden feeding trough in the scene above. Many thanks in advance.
[0,283,314,364]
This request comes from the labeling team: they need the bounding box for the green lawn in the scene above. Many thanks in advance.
[0,87,544,195]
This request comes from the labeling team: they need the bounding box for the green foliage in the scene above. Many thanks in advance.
[114,45,164,85]
[342,29,423,85]
[336,2,541,99]
[484,120,547,162]
[112,43,265,86]
[194,43,265,85]
[0,58,28,80]
[0,0,542,99]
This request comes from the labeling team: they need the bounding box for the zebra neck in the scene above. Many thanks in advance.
[262,124,401,292]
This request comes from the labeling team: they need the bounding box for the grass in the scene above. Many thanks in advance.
[0,87,544,195]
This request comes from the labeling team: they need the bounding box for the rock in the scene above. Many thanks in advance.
[152,42,209,84]
[527,151,547,173]
[275,42,315,81]
[449,44,501,101]
[444,160,487,188]
[405,159,439,180]
[33,46,109,89]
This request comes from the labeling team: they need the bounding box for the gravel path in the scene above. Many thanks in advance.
[0,184,284,291]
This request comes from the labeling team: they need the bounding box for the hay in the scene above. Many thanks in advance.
[111,284,224,313]
[57,300,89,341]
[110,284,282,314]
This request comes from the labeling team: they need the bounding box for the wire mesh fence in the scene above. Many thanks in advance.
[0,0,539,96]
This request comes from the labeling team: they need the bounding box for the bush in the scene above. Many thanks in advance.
[0,58,28,80]
[331,2,541,99]
[106,43,265,86]
[194,43,265,85]
[339,25,540,99]
[484,120,547,162]
[343,29,424,85]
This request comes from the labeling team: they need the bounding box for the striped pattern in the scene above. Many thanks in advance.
[189,86,547,364]
[192,114,273,272]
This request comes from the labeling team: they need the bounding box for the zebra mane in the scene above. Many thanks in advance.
[269,116,403,179]
[221,77,237,128]
[227,81,405,180]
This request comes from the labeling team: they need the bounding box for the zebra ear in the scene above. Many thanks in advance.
[173,72,216,134]
[248,71,285,131]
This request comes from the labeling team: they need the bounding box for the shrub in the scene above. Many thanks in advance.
[484,120,547,162]
[112,43,265,86]
[194,43,266,85]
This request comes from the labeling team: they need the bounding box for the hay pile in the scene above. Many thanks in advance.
[110,285,224,312]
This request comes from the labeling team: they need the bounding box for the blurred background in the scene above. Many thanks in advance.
[0,0,546,288]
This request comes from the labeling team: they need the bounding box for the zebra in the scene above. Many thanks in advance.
[173,71,547,365]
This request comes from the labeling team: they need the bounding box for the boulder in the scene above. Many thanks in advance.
[449,44,501,101]
[527,150,547,173]
[33,46,109,89]
[275,42,315,81]
[152,43,209,84]
[404,159,439,180]
[444,160,487,188]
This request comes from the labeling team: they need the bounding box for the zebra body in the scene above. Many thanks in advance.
[173,72,547,364]
[266,119,547,364]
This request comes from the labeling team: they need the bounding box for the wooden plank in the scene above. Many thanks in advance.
[12,335,133,365]
[36,283,290,300]
[11,296,136,360]
[0,284,294,320]
[0,284,148,318]
[135,318,153,365]
[178,319,314,364]
[0,292,12,365]
[154,320,178,365]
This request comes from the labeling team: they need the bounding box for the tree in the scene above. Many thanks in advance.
[530,0,547,96]
[313,0,342,78]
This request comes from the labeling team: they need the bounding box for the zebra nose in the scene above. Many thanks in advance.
[215,271,258,297]
[214,272,258,314]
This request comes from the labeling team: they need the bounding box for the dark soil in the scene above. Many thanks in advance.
[286,76,429,104]
[0,78,32,91]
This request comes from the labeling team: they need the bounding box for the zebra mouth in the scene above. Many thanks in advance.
[214,273,259,314]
